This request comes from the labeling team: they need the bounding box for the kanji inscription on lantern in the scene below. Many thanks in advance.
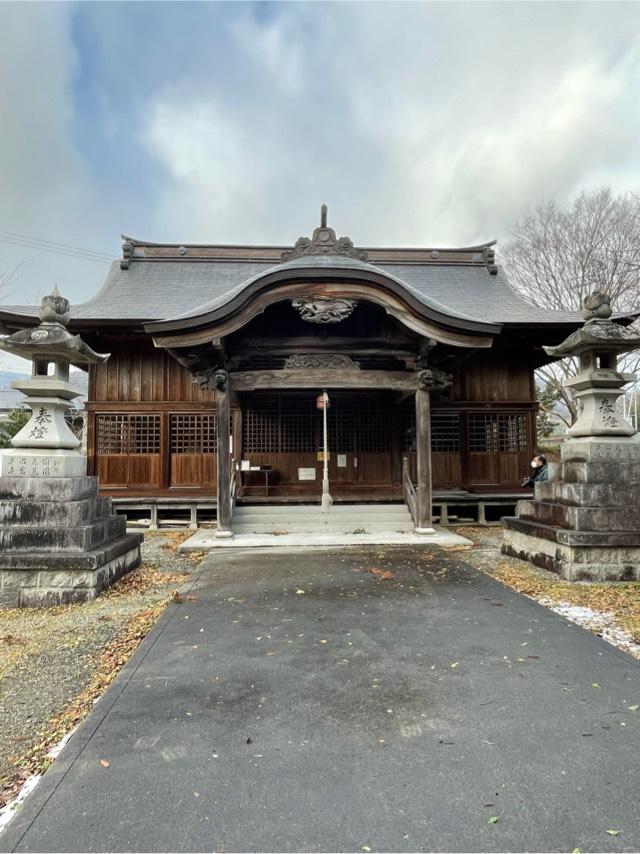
[28,407,53,440]
[4,454,63,477]
[598,399,618,428]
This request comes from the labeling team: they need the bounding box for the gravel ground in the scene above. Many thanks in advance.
[0,532,198,786]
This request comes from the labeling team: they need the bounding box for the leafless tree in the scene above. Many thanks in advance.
[502,187,640,426]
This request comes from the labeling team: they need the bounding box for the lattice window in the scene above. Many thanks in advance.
[431,413,461,452]
[468,413,528,453]
[96,414,160,454]
[328,404,357,453]
[171,414,217,453]
[243,395,279,453]
[280,397,316,453]
[399,405,460,453]
[243,395,315,453]
[128,415,160,453]
[96,415,128,454]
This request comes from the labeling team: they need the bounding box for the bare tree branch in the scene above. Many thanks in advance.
[502,186,640,425]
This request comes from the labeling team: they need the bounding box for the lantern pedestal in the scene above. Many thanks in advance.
[0,289,142,607]
[502,294,640,581]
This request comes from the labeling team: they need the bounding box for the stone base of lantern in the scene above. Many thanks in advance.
[0,458,142,607]
[502,438,640,581]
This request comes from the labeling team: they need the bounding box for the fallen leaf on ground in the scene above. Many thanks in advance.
[100,759,110,768]
[172,591,197,603]
[1,634,27,646]
[488,816,499,825]
[606,830,620,836]
[628,704,638,711]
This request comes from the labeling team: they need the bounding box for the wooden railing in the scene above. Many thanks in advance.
[230,460,239,518]
[402,456,417,527]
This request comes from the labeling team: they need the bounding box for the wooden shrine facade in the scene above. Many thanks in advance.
[85,337,537,499]
[0,209,587,531]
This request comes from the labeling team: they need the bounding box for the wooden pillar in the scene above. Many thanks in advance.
[215,376,233,538]
[415,386,434,533]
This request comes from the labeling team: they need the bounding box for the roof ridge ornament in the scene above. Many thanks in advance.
[281,205,369,263]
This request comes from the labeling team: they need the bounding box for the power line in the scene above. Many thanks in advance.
[0,236,112,264]
[0,233,113,262]
[0,229,114,264]
[0,228,114,258]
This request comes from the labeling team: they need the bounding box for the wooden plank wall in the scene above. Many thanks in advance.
[86,341,538,496]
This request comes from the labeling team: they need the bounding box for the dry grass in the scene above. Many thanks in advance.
[455,525,640,653]
[0,558,191,809]
[488,561,640,646]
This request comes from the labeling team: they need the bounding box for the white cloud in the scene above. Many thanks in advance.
[228,9,305,96]
[0,2,112,321]
[139,3,640,249]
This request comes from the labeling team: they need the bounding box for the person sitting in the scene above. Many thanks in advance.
[522,454,549,488]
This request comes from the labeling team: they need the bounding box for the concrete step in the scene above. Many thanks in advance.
[234,503,408,514]
[231,503,414,535]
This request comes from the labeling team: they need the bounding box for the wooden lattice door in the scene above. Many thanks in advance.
[169,414,217,488]
[327,392,393,491]
[240,392,394,496]
[95,413,161,489]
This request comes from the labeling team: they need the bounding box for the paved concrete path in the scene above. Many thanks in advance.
[2,546,639,853]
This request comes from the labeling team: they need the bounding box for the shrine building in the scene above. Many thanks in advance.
[0,210,586,532]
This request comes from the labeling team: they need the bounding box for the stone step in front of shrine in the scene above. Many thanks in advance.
[232,503,415,535]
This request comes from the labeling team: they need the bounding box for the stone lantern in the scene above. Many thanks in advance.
[0,288,142,607]
[502,292,640,582]
[0,287,107,475]
[546,291,639,439]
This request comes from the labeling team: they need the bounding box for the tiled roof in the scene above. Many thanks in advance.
[0,245,583,327]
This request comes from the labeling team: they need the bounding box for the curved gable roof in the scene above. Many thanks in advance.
[0,236,586,332]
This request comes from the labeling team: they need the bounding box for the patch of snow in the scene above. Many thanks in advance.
[0,726,78,834]
[540,599,640,656]
[0,774,41,833]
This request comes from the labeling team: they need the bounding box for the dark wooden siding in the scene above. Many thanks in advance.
[86,337,537,497]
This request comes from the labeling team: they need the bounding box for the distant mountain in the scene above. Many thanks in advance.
[0,369,88,395]
[0,371,27,390]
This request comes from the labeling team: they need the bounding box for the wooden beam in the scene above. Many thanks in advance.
[228,369,418,391]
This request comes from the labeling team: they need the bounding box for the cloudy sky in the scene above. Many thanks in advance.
[1,0,640,368]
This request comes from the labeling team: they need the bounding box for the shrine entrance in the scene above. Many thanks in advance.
[239,390,399,498]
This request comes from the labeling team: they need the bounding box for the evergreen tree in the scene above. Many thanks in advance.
[0,408,30,448]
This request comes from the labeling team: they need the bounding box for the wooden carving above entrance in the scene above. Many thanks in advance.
[283,353,360,369]
[291,297,358,324]
[281,205,369,263]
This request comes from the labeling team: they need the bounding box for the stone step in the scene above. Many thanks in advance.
[0,515,127,553]
[234,504,409,516]
[535,482,640,507]
[233,521,415,534]
[518,500,640,532]
[559,461,640,484]
[0,476,99,502]
[232,503,414,534]
[0,497,112,526]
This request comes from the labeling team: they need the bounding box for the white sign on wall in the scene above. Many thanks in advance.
[337,454,347,468]
[298,467,316,481]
